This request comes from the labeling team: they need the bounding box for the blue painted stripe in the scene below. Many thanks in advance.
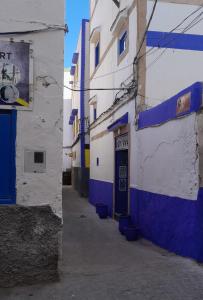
[107,112,128,132]
[80,19,89,169]
[147,30,203,51]
[138,82,202,130]
[130,187,203,262]
[89,179,113,217]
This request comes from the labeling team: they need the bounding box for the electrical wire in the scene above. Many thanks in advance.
[0,25,68,35]
[137,5,203,62]
[146,11,203,70]
[134,0,158,64]
[73,62,133,88]
[64,85,135,92]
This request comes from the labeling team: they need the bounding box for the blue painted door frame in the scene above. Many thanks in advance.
[0,110,16,204]
[115,149,128,215]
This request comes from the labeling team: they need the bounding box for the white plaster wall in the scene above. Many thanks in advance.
[63,70,72,171]
[89,0,137,183]
[90,0,136,118]
[131,113,199,200]
[90,100,135,182]
[0,0,64,217]
[146,1,203,107]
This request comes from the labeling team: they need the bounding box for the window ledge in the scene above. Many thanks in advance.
[110,7,129,37]
[90,26,101,44]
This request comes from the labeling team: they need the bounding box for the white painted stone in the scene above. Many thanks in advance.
[131,114,199,200]
[0,0,65,217]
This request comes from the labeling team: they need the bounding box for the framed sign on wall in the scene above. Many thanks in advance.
[0,40,33,110]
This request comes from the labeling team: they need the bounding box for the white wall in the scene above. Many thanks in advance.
[63,69,72,171]
[89,0,137,182]
[131,113,199,200]
[90,0,136,119]
[0,0,64,217]
[146,1,203,107]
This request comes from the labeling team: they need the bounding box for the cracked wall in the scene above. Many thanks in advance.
[132,113,199,200]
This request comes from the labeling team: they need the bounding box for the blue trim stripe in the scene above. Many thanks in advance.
[147,30,203,52]
[138,82,203,130]
[107,112,128,132]
[89,179,113,217]
[130,187,203,262]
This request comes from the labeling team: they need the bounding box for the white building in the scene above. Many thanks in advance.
[0,0,64,287]
[63,68,72,184]
[69,19,90,197]
[89,0,203,262]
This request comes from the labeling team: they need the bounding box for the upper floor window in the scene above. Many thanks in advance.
[119,31,127,56]
[93,105,97,121]
[95,41,100,68]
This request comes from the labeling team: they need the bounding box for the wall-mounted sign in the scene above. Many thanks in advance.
[176,92,191,116]
[115,134,128,151]
[0,41,30,108]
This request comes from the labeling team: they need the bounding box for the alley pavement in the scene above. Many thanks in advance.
[1,186,203,299]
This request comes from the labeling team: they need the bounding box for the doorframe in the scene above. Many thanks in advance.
[113,124,130,218]
[0,109,17,204]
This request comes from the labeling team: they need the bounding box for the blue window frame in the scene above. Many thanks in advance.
[119,31,127,55]
[93,107,97,121]
[95,41,100,68]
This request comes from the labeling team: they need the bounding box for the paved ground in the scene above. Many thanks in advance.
[1,186,203,299]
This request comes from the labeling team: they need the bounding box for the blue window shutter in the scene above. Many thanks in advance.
[95,42,100,67]
[119,31,127,55]
[94,107,97,121]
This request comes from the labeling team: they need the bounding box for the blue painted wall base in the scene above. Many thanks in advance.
[89,179,113,217]
[130,188,203,262]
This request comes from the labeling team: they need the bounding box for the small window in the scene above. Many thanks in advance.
[96,157,99,166]
[94,108,97,121]
[95,41,100,68]
[34,152,44,164]
[93,106,97,121]
[119,31,127,56]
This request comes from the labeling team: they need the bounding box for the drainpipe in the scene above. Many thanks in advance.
[136,0,147,113]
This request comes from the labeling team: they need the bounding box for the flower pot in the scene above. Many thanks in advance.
[119,215,131,235]
[124,226,139,241]
[95,203,108,219]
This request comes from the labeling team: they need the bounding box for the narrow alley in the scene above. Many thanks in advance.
[1,187,203,300]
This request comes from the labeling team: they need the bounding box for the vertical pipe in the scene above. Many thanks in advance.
[136,0,147,111]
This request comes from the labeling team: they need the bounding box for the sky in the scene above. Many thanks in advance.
[65,0,89,68]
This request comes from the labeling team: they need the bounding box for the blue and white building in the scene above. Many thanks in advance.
[69,19,90,197]
[89,0,203,262]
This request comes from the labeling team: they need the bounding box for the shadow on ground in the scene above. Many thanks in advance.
[0,186,203,300]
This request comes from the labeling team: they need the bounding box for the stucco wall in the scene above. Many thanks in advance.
[0,0,64,217]
[146,1,203,107]
[131,113,199,200]
[63,70,72,171]
[89,0,137,183]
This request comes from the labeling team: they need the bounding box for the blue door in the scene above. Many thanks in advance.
[115,149,128,216]
[0,110,16,204]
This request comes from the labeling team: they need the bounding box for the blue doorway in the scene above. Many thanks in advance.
[115,134,128,216]
[0,110,16,204]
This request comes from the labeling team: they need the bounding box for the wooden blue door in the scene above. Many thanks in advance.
[0,110,16,204]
